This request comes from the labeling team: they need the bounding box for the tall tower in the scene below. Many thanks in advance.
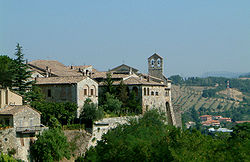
[148,53,164,80]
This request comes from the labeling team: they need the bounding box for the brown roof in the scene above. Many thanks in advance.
[99,76,165,86]
[28,60,82,77]
[200,115,212,118]
[36,76,88,85]
[92,72,130,79]
[0,105,41,115]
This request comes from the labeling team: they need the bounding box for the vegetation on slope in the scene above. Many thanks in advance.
[81,110,250,161]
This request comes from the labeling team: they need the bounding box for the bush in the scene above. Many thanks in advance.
[63,124,85,130]
[80,99,104,128]
[30,128,71,161]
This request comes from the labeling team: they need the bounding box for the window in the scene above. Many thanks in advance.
[5,119,10,126]
[84,89,87,96]
[165,90,169,96]
[155,92,159,96]
[48,89,51,97]
[91,89,94,96]
[151,91,154,96]
[144,88,146,96]
[151,59,155,67]
[147,88,149,96]
[157,58,161,67]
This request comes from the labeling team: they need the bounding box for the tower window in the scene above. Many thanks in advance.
[156,92,159,96]
[147,88,149,96]
[151,59,155,67]
[151,91,154,96]
[144,88,146,96]
[157,58,161,67]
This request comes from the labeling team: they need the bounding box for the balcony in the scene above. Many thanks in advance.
[16,125,47,134]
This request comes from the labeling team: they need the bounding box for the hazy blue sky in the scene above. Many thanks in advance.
[1,0,249,77]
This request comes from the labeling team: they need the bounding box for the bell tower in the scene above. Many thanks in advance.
[148,53,164,80]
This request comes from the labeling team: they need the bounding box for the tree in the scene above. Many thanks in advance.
[104,72,115,94]
[80,99,104,128]
[116,80,129,107]
[0,55,15,88]
[31,101,78,126]
[24,85,44,103]
[102,92,122,114]
[12,43,32,95]
[84,110,173,162]
[30,128,71,161]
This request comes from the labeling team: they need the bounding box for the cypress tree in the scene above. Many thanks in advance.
[12,43,32,95]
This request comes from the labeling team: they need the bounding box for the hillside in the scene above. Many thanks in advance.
[171,85,242,112]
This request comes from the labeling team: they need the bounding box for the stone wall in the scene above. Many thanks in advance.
[0,89,22,108]
[88,116,138,148]
[0,128,34,161]
[13,107,41,128]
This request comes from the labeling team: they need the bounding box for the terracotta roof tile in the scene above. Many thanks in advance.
[36,76,88,85]
[28,60,82,77]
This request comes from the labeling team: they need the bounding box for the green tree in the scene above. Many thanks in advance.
[25,85,44,103]
[12,43,32,95]
[104,72,115,94]
[0,55,15,88]
[31,101,78,126]
[84,110,173,162]
[116,80,129,107]
[102,92,122,114]
[30,128,71,161]
[80,99,104,128]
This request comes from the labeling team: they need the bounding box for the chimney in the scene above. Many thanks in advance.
[129,67,132,75]
[46,66,49,78]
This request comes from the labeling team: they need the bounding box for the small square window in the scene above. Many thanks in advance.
[156,92,159,96]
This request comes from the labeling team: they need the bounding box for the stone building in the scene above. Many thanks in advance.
[35,76,98,117]
[0,88,23,108]
[0,88,46,162]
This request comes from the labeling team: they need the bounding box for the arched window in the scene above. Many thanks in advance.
[90,85,96,96]
[83,85,89,96]
[157,58,161,67]
[151,59,155,67]
[151,91,154,96]
[147,88,149,96]
[144,88,146,96]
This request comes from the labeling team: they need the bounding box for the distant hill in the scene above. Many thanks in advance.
[171,85,242,112]
[239,72,250,78]
[201,71,243,78]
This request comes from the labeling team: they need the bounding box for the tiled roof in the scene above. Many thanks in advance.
[28,60,82,77]
[0,105,41,115]
[92,72,130,79]
[200,115,212,118]
[36,76,88,85]
[99,76,165,86]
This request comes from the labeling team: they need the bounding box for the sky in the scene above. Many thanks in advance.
[1,0,250,77]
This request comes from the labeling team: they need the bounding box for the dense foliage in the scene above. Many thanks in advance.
[83,110,250,161]
[80,99,104,128]
[31,101,78,126]
[0,55,15,88]
[100,73,141,116]
[30,128,71,161]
